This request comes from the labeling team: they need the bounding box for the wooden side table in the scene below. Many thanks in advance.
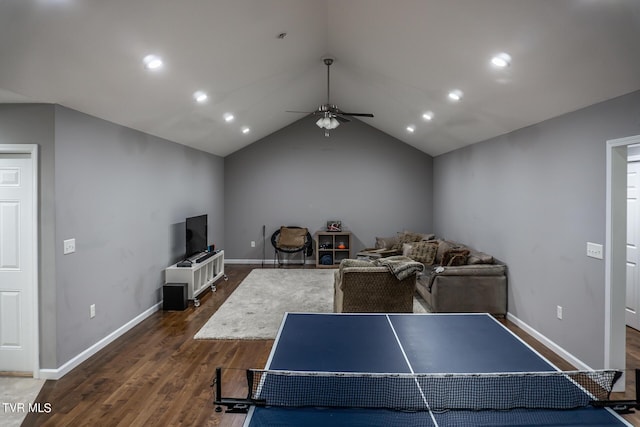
[315,231,352,268]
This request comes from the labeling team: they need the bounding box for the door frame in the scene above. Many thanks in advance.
[0,144,39,378]
[625,157,640,330]
[605,135,640,391]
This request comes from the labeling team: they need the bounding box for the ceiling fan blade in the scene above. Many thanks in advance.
[286,58,374,125]
[339,112,374,118]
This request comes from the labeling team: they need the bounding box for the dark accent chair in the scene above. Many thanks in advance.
[271,226,313,267]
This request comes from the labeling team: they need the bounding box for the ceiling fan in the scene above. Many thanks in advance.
[287,57,374,136]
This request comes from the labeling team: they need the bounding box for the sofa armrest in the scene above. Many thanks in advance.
[425,275,507,315]
[416,264,507,316]
[341,266,390,275]
[419,264,506,293]
[424,264,506,277]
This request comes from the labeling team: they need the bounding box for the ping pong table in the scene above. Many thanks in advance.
[240,312,631,426]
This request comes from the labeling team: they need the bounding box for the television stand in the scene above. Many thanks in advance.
[195,251,216,263]
[165,250,227,307]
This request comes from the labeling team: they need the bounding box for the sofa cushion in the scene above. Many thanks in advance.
[442,249,470,266]
[406,240,439,265]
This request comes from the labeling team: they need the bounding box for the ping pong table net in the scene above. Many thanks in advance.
[216,368,624,413]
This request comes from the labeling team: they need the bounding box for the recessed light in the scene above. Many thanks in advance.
[491,52,512,68]
[143,54,163,70]
[406,125,415,133]
[422,111,434,121]
[223,113,235,122]
[448,89,463,102]
[242,127,250,134]
[193,91,208,103]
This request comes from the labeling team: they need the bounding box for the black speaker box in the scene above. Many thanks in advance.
[163,283,188,310]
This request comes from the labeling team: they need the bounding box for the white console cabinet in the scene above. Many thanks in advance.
[165,250,226,307]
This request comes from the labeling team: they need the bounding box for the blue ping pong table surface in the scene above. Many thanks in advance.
[244,313,631,427]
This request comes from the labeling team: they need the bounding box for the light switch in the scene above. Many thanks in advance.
[586,242,603,260]
[63,238,76,255]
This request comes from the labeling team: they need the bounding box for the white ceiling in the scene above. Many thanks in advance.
[1,0,639,157]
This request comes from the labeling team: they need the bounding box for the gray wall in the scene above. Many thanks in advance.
[0,104,57,368]
[7,90,637,371]
[433,90,640,368]
[224,115,434,261]
[0,104,224,369]
[53,106,224,366]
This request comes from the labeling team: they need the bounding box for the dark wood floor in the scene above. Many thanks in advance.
[23,265,640,426]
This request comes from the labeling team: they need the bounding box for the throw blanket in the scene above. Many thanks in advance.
[374,256,424,281]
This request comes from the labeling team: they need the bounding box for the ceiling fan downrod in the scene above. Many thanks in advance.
[324,57,334,106]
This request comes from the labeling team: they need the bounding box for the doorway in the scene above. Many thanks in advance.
[606,135,640,391]
[0,144,39,377]
[626,150,640,330]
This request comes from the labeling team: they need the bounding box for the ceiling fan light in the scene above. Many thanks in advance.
[316,118,325,128]
[323,117,332,128]
[329,117,340,129]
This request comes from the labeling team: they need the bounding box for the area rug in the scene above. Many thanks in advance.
[194,268,428,340]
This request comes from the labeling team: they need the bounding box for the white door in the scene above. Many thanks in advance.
[0,153,35,372]
[626,161,640,330]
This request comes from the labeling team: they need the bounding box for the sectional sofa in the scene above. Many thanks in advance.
[373,233,507,316]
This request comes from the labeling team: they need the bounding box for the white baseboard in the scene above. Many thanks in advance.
[225,258,314,265]
[506,312,592,371]
[39,302,162,380]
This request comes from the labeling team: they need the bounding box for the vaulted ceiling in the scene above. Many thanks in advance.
[1,0,639,157]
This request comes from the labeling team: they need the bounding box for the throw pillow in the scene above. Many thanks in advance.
[392,231,424,250]
[278,227,308,248]
[408,241,439,265]
[402,243,414,257]
[418,233,436,241]
[442,249,470,266]
[467,251,494,265]
[375,236,398,249]
[435,240,458,264]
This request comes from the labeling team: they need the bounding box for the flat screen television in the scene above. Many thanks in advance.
[185,214,208,258]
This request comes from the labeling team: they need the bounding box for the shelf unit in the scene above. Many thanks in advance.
[315,231,352,268]
[165,250,226,307]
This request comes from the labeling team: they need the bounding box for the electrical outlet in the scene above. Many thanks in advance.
[587,242,604,259]
[63,238,76,255]
[251,241,256,248]
[557,305,563,320]
[90,304,96,319]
